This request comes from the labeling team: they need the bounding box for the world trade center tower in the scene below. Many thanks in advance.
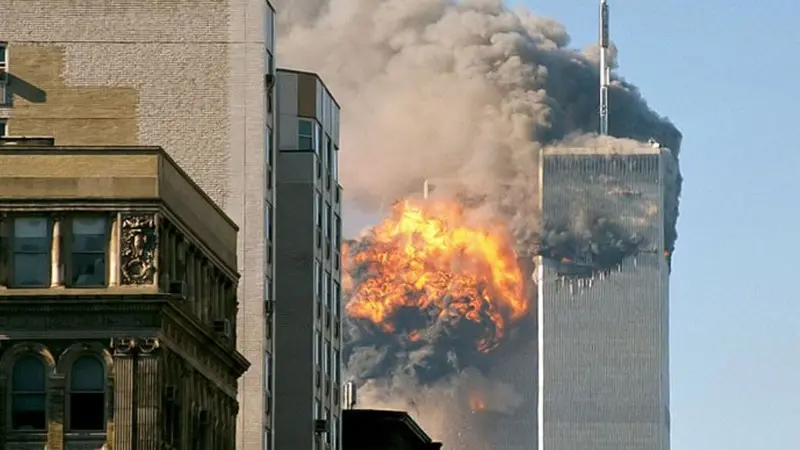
[535,144,676,450]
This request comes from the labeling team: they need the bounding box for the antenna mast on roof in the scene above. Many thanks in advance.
[599,0,610,135]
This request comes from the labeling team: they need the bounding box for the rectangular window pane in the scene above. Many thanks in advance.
[332,349,339,383]
[299,119,313,137]
[333,281,340,315]
[323,340,328,375]
[71,217,107,287]
[14,253,49,287]
[72,253,106,286]
[325,204,332,237]
[322,204,329,238]
[316,332,323,366]
[14,218,49,252]
[315,124,322,155]
[322,272,329,308]
[325,340,331,376]
[314,260,321,298]
[72,217,107,252]
[299,136,313,150]
[69,392,105,431]
[317,194,323,226]
[314,331,322,361]
[325,408,331,443]
[12,394,46,430]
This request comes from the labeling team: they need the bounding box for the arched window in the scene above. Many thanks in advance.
[69,356,105,431]
[11,356,47,430]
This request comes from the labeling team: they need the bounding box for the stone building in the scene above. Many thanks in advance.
[0,140,249,450]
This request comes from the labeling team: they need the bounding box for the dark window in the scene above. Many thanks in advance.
[12,217,50,287]
[69,356,105,431]
[325,203,332,238]
[298,119,314,150]
[316,194,323,227]
[71,217,107,286]
[11,356,47,430]
[335,216,342,248]
[265,203,273,240]
[316,126,323,158]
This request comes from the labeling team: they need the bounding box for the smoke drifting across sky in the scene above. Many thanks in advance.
[274,0,682,446]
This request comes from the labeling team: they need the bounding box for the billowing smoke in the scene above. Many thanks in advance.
[274,0,681,446]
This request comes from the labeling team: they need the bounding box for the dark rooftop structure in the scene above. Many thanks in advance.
[343,409,443,450]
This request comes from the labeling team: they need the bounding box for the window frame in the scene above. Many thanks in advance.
[67,215,111,288]
[9,355,48,432]
[298,118,315,151]
[66,354,107,433]
[10,216,52,288]
[0,119,7,137]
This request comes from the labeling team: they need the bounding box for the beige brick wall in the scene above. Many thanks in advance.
[0,1,273,449]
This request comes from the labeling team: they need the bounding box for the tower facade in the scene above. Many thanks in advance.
[536,146,672,450]
[274,68,343,450]
[0,2,278,448]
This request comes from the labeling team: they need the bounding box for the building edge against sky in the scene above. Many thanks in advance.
[274,68,343,450]
[536,145,673,450]
[0,1,278,449]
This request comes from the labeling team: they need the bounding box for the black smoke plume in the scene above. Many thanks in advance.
[274,0,682,446]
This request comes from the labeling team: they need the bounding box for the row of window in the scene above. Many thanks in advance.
[5,216,108,288]
[314,261,342,316]
[314,400,340,450]
[313,330,341,385]
[298,118,339,183]
[315,193,342,246]
[11,354,106,432]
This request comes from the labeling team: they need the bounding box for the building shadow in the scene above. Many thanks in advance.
[8,73,47,103]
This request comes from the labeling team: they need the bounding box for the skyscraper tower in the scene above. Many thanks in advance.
[535,144,674,450]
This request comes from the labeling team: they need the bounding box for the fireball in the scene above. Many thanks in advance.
[343,199,528,352]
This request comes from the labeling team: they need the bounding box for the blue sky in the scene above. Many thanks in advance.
[518,0,800,448]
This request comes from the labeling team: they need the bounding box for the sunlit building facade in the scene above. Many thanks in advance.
[274,68,343,450]
[0,2,278,448]
[535,145,674,450]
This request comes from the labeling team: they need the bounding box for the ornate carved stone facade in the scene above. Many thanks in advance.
[120,214,159,286]
[0,146,248,450]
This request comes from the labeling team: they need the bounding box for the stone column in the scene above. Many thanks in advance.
[47,374,66,450]
[50,216,63,287]
[135,338,161,450]
[112,338,136,450]
[0,213,7,289]
[108,213,120,287]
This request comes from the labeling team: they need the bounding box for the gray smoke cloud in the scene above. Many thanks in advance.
[274,0,681,446]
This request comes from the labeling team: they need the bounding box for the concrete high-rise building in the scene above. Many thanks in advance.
[535,145,674,450]
[274,68,343,450]
[0,2,278,449]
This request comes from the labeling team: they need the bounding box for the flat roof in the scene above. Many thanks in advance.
[277,67,341,108]
[542,143,671,156]
[343,409,442,450]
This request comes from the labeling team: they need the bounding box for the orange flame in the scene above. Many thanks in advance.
[469,392,486,411]
[343,199,528,352]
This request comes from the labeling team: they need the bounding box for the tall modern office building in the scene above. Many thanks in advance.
[0,2,278,449]
[274,68,343,450]
[535,145,674,450]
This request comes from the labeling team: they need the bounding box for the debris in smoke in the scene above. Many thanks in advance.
[538,216,645,275]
